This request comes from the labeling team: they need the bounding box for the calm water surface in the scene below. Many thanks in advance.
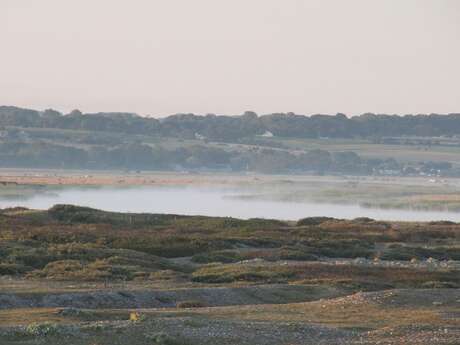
[1,186,459,222]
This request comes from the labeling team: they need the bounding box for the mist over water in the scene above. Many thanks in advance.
[1,186,459,222]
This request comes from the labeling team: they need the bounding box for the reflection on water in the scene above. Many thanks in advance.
[0,186,459,222]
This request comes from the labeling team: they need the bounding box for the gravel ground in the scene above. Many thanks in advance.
[1,289,458,344]
[0,284,344,310]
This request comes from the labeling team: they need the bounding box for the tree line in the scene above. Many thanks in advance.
[2,106,460,140]
[0,140,442,176]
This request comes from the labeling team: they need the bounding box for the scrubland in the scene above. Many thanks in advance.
[0,205,459,344]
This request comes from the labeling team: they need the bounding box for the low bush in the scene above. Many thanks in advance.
[24,322,59,337]
[380,245,459,261]
[306,239,374,259]
[192,262,460,286]
[278,248,318,261]
[145,332,190,345]
[420,281,459,288]
[113,237,214,258]
[192,250,242,264]
[28,259,136,281]
[176,300,207,308]
[297,217,336,226]
[192,264,295,284]
[0,262,30,275]
[352,217,375,223]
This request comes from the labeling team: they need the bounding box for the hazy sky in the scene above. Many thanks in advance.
[1,0,460,117]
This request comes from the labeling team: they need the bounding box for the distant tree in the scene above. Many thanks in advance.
[68,109,83,117]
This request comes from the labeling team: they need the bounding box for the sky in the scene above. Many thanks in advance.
[1,0,460,117]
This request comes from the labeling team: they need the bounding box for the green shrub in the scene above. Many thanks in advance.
[420,281,459,288]
[307,239,374,259]
[28,259,136,281]
[0,263,30,275]
[297,217,336,226]
[145,332,189,345]
[428,220,456,225]
[42,259,83,273]
[113,237,213,258]
[25,322,59,337]
[14,249,56,269]
[380,245,454,261]
[176,300,207,308]
[48,204,179,227]
[278,248,318,261]
[192,250,242,264]
[192,264,295,284]
[352,217,375,223]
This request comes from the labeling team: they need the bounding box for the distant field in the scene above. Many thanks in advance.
[268,137,460,166]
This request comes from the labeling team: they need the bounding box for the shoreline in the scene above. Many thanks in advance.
[0,168,458,187]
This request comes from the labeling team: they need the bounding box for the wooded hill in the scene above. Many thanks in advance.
[2,106,460,140]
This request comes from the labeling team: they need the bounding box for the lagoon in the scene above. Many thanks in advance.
[1,186,459,222]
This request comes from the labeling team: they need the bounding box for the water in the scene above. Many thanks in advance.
[1,186,459,221]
